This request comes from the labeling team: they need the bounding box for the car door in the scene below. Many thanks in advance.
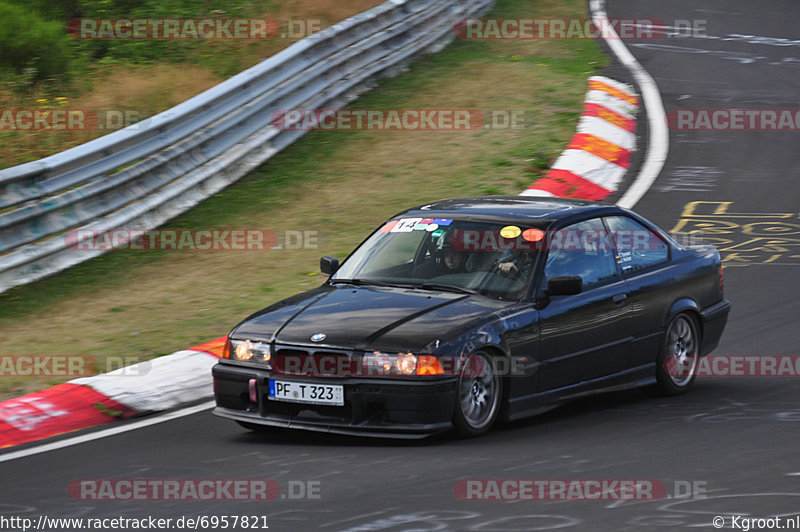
[603,215,672,372]
[537,217,632,392]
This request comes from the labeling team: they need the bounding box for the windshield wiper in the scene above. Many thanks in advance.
[331,278,384,287]
[417,283,478,295]
[330,278,411,288]
[331,278,477,294]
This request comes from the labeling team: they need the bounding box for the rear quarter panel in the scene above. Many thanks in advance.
[626,244,722,368]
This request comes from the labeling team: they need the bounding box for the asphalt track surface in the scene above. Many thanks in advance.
[2,1,800,530]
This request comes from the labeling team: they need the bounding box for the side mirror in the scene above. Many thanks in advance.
[547,275,583,296]
[320,256,339,276]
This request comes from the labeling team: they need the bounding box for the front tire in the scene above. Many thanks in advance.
[452,350,502,437]
[655,313,700,396]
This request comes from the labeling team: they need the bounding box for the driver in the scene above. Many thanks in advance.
[412,233,467,278]
[442,244,466,271]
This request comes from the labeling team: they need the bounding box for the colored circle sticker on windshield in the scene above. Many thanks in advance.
[522,228,545,242]
[500,225,521,239]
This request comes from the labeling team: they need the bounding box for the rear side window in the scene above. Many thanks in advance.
[605,216,669,273]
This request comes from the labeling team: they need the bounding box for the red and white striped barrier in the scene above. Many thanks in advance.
[0,337,226,449]
[521,76,638,200]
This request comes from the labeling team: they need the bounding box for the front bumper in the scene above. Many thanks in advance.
[212,362,457,439]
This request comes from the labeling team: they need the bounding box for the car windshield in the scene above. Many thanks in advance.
[331,217,543,298]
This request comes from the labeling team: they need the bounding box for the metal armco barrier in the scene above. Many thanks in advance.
[0,0,494,293]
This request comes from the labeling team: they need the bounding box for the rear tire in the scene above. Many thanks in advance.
[452,350,502,437]
[655,313,700,396]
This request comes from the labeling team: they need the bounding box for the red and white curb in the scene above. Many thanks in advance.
[521,76,638,201]
[0,337,226,449]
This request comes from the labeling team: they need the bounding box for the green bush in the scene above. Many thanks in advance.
[0,1,73,80]
[0,0,270,88]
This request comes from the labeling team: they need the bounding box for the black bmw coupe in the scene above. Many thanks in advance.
[213,196,730,438]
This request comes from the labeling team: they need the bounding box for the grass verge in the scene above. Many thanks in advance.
[0,0,383,168]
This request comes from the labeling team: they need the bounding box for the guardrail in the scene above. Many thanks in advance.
[0,0,493,294]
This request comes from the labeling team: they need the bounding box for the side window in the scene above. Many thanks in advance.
[605,215,669,273]
[544,218,618,288]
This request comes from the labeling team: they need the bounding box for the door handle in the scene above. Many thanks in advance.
[612,293,627,305]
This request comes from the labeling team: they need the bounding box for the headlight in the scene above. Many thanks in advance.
[361,351,447,377]
[227,339,271,367]
[362,352,417,376]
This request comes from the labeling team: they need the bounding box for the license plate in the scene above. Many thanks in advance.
[268,380,344,406]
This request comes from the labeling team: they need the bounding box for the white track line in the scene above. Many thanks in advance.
[589,0,669,209]
[0,401,214,463]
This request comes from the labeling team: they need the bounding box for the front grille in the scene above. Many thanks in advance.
[272,347,357,378]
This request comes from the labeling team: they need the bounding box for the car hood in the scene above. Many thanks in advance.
[232,284,509,353]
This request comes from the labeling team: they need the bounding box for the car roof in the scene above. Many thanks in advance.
[396,195,622,227]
